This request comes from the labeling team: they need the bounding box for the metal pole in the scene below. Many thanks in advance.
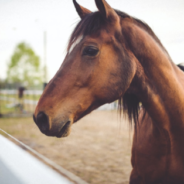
[43,31,48,89]
[0,77,1,115]
[44,31,47,84]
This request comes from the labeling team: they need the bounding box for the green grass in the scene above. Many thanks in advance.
[0,99,37,115]
[0,117,34,138]
[0,100,15,114]
[0,93,40,115]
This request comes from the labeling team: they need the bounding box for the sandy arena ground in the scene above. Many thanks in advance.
[0,110,133,184]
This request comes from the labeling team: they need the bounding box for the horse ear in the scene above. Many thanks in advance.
[95,0,118,23]
[73,0,91,19]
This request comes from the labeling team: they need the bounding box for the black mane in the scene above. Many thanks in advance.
[178,64,184,71]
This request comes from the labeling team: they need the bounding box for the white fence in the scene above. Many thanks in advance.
[0,89,43,95]
[0,133,88,184]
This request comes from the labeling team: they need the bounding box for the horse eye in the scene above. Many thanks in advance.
[82,46,99,56]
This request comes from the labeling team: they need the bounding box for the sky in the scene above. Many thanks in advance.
[0,0,184,81]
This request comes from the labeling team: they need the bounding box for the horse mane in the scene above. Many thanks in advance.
[178,64,184,71]
[67,9,172,126]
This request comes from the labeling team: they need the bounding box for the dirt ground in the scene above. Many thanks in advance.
[0,110,133,184]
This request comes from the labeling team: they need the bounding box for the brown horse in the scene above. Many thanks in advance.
[33,0,184,183]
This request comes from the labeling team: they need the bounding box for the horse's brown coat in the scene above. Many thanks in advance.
[33,0,184,183]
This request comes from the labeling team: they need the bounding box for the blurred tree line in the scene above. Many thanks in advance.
[5,42,44,88]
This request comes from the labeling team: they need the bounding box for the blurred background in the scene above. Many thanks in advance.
[0,0,184,116]
[0,0,184,183]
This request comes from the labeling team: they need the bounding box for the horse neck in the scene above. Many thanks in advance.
[122,20,184,131]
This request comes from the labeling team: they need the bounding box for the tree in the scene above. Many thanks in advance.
[6,42,43,87]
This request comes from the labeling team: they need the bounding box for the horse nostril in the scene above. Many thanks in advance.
[35,112,49,133]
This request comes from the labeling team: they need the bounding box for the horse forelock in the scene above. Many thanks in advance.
[67,11,105,52]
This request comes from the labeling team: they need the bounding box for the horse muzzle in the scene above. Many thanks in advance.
[33,112,72,138]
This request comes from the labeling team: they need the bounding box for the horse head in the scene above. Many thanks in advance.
[33,0,138,137]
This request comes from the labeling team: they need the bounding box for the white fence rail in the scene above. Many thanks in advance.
[0,133,88,184]
[0,89,43,95]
